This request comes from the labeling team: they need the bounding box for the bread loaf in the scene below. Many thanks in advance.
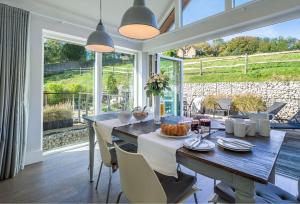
[160,123,188,136]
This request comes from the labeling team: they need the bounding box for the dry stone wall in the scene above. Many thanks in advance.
[184,81,300,119]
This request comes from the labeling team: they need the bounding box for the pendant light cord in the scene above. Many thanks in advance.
[100,0,102,20]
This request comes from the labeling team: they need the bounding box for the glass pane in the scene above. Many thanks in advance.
[183,0,225,26]
[102,52,135,112]
[43,38,95,152]
[160,58,182,116]
[234,0,253,7]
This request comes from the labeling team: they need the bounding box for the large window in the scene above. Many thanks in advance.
[43,38,95,152]
[102,52,135,112]
[183,0,225,26]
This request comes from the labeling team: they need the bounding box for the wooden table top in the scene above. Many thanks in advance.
[111,117,285,184]
[83,112,119,123]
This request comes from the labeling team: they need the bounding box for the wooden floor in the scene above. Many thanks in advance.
[0,146,215,203]
[0,145,297,203]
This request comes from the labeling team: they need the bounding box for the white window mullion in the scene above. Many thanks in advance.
[94,52,103,114]
[225,0,234,10]
[175,0,183,29]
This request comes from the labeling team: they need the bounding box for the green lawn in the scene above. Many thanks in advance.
[184,52,300,83]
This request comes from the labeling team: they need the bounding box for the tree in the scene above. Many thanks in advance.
[163,49,177,57]
[221,36,259,56]
[211,39,226,56]
[295,40,300,50]
[258,38,271,53]
[107,73,118,95]
[61,43,86,62]
[194,42,213,56]
[44,39,62,64]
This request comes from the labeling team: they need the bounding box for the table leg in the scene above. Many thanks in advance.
[234,175,256,203]
[88,123,95,182]
[269,165,276,184]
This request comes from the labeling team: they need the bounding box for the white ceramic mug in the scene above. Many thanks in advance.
[246,121,256,136]
[225,118,234,134]
[249,112,269,133]
[259,119,270,137]
[234,122,249,137]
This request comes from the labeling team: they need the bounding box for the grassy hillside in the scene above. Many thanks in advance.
[44,64,134,93]
[184,52,300,83]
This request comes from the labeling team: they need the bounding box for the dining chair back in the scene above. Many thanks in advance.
[114,143,167,203]
[93,122,112,167]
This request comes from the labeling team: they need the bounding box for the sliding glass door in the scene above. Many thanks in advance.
[157,55,183,116]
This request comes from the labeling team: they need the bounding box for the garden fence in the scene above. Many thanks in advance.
[184,50,300,76]
[43,92,132,123]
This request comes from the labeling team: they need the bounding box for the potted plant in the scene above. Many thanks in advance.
[43,102,73,130]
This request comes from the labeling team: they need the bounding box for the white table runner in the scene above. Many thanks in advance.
[95,115,153,144]
[137,131,186,178]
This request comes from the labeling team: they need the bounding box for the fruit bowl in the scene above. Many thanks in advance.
[133,110,148,121]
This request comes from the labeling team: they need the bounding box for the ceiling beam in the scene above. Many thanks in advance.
[144,0,300,53]
[159,0,191,34]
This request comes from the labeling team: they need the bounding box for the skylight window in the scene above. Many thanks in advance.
[183,0,225,26]
[234,0,253,7]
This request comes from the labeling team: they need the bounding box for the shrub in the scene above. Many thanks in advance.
[202,95,226,109]
[202,94,266,113]
[44,83,67,105]
[43,102,73,122]
[232,94,266,112]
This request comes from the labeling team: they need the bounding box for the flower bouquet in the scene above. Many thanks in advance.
[144,72,170,124]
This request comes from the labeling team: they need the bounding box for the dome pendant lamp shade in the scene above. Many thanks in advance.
[119,0,160,40]
[86,0,114,53]
[86,20,114,52]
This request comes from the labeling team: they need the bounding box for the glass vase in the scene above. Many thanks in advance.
[153,95,161,124]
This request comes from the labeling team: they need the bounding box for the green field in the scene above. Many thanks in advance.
[184,52,300,83]
[44,64,134,94]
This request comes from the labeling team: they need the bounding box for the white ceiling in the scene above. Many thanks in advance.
[28,0,174,28]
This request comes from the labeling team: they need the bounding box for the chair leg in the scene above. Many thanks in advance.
[193,192,198,204]
[106,168,112,204]
[177,164,182,171]
[95,161,103,190]
[116,191,123,204]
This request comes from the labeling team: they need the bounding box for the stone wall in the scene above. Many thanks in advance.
[184,81,300,119]
[43,124,88,151]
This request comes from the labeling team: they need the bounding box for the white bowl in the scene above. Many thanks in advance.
[118,111,132,124]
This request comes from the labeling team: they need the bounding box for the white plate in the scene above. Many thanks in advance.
[156,129,193,139]
[184,138,215,151]
[217,139,252,152]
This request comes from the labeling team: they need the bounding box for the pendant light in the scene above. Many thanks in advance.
[86,0,114,52]
[119,0,160,40]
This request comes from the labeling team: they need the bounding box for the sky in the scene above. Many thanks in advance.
[183,0,300,41]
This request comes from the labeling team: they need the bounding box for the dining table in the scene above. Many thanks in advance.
[84,113,285,203]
